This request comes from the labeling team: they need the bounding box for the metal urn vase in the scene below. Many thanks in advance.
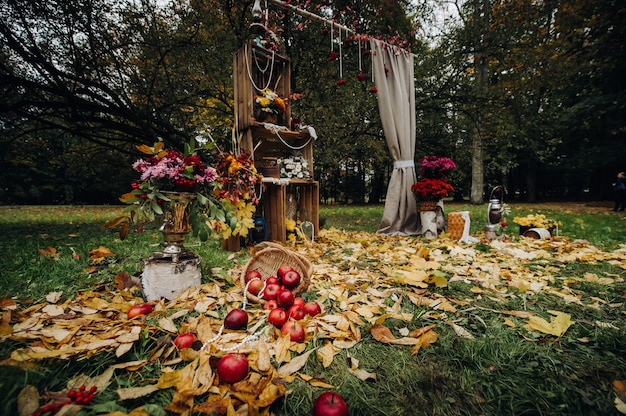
[157,191,196,262]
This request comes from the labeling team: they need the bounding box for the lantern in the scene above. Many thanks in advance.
[485,186,505,240]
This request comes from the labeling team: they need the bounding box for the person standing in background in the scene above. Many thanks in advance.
[612,172,626,212]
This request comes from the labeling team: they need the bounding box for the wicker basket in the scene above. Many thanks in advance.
[418,200,439,211]
[241,242,312,303]
[447,212,466,241]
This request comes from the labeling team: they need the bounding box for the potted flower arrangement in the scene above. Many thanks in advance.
[107,138,262,254]
[411,155,457,211]
[418,155,457,179]
[410,178,454,205]
[254,88,286,124]
[513,214,561,236]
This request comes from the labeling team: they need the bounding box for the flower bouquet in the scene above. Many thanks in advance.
[254,88,286,123]
[411,178,454,203]
[277,155,311,179]
[513,214,561,235]
[411,155,456,210]
[106,138,261,243]
[212,150,263,239]
[418,155,457,179]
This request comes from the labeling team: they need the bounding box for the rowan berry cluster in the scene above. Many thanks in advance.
[32,385,97,415]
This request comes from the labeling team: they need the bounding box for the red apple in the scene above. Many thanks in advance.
[282,269,301,289]
[276,265,293,280]
[244,269,262,283]
[262,283,281,301]
[224,308,248,330]
[217,353,249,384]
[266,276,280,286]
[127,303,153,318]
[293,297,306,308]
[312,392,349,416]
[173,333,196,349]
[281,319,305,342]
[277,288,295,309]
[263,299,279,311]
[287,304,306,320]
[303,301,322,317]
[247,278,265,296]
[268,307,288,328]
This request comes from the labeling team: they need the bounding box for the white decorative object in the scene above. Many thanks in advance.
[420,211,438,240]
[459,211,479,244]
[277,155,311,179]
[142,256,202,301]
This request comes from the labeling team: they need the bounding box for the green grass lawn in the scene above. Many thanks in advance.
[1,202,625,416]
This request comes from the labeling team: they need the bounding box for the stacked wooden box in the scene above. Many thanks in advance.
[234,41,319,243]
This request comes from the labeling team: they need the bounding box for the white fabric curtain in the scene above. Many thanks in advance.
[371,39,419,236]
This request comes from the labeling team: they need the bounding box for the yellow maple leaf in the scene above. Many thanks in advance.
[525,311,573,337]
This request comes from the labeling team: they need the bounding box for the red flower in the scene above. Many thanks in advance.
[411,178,454,201]
[357,72,367,81]
[368,86,378,94]
[336,79,346,86]
[328,51,339,61]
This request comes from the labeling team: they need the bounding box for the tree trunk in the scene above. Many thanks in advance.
[469,0,490,204]
[470,124,484,204]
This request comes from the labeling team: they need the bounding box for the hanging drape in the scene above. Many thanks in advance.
[371,39,419,236]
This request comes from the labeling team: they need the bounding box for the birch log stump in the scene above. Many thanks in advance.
[142,255,202,301]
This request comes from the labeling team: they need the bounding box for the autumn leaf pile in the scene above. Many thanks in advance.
[2,228,626,415]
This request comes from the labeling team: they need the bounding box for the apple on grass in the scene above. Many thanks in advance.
[268,307,288,328]
[303,301,322,317]
[281,319,305,342]
[127,303,153,318]
[287,304,306,320]
[217,353,249,384]
[173,333,196,349]
[312,392,349,416]
[263,299,279,311]
[224,308,248,330]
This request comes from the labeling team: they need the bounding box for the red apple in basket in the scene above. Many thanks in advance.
[224,308,248,330]
[244,269,262,283]
[173,333,196,349]
[276,265,294,280]
[303,301,322,317]
[247,278,264,296]
[268,307,288,328]
[281,319,305,342]
[277,288,295,308]
[312,392,349,416]
[287,304,306,321]
[217,353,249,384]
[127,303,153,318]
[282,269,301,289]
[293,297,306,308]
[266,276,280,286]
[262,283,281,301]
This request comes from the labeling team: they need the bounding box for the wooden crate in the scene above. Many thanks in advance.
[261,179,319,242]
[233,42,319,245]
[250,128,314,176]
[234,41,291,130]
